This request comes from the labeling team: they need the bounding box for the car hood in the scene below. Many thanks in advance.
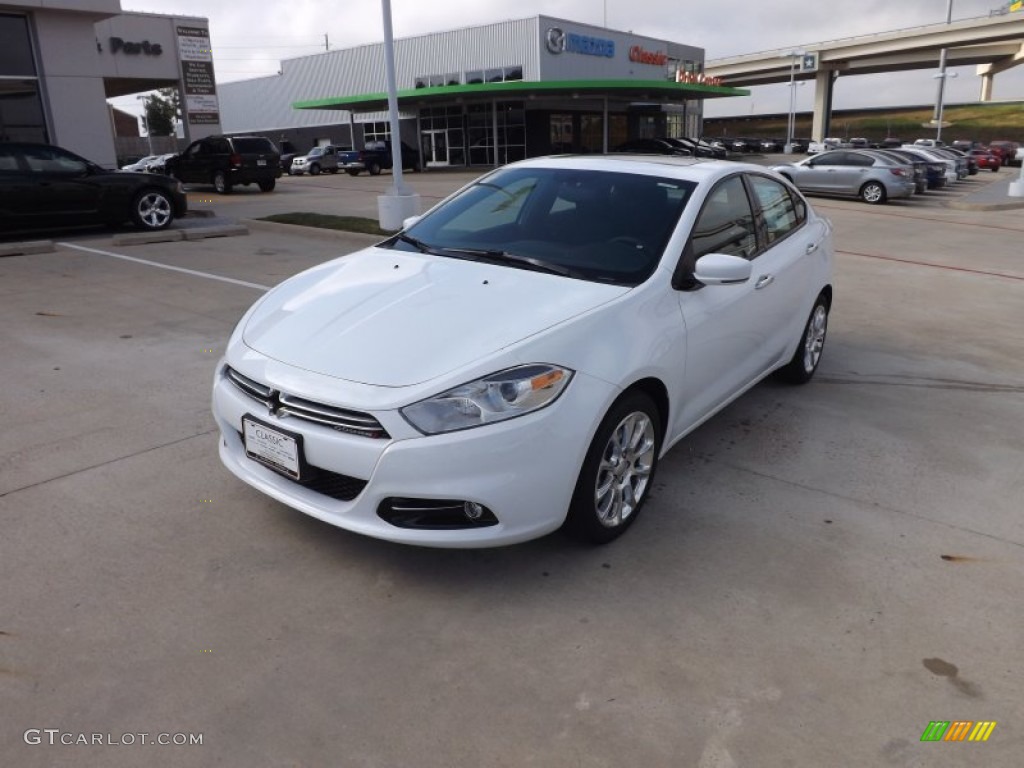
[242,247,630,387]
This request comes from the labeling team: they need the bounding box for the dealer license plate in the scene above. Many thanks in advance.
[243,416,301,479]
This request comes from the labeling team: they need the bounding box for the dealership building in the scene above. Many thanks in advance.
[217,16,746,167]
[2,3,744,169]
[1,0,222,168]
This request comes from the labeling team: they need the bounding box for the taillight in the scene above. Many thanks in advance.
[889,168,906,177]
[229,153,242,168]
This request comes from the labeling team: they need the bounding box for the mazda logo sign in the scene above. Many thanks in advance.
[546,27,566,54]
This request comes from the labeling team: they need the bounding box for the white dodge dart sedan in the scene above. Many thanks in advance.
[212,156,833,548]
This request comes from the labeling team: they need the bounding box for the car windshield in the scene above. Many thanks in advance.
[388,167,695,286]
[308,148,324,156]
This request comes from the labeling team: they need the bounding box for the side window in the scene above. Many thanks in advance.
[0,148,20,172]
[22,146,87,175]
[749,175,803,245]
[689,176,757,261]
[814,153,843,167]
[849,153,875,167]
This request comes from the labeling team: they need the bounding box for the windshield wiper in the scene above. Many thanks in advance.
[391,233,435,253]
[441,247,583,279]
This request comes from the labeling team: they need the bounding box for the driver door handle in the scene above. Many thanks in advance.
[755,274,775,290]
[806,242,819,254]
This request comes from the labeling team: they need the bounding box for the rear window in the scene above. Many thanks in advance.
[230,138,277,154]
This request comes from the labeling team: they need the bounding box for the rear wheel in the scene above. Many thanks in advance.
[258,179,276,192]
[368,161,381,176]
[213,170,231,194]
[131,188,174,231]
[564,391,662,544]
[859,181,886,204]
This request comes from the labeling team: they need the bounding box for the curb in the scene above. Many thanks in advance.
[244,219,387,244]
[111,224,250,246]
[0,240,55,257]
[947,199,1024,211]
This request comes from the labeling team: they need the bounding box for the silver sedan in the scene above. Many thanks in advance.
[772,149,917,204]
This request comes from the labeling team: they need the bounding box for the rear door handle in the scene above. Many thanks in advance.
[806,242,819,254]
[755,274,774,290]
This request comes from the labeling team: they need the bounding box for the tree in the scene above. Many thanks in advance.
[142,88,180,136]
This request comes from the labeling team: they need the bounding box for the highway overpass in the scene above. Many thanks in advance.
[706,13,1024,141]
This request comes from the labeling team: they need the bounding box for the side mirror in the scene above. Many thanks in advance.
[402,215,422,230]
[693,253,752,286]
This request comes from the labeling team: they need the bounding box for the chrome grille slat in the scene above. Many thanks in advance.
[224,366,389,439]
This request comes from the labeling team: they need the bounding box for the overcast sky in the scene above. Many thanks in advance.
[116,0,1024,117]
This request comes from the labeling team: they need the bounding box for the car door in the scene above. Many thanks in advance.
[744,173,826,366]
[673,173,827,430]
[829,151,875,195]
[175,140,205,183]
[801,151,845,193]
[672,174,766,427]
[17,145,102,219]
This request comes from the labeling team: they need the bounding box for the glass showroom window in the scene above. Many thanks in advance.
[0,14,47,143]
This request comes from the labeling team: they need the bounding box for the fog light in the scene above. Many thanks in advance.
[464,501,485,520]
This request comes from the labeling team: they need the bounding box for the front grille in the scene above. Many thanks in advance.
[224,366,389,439]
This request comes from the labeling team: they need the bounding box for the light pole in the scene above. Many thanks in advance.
[784,50,805,155]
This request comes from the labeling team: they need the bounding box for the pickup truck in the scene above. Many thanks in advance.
[339,140,421,176]
[290,144,350,175]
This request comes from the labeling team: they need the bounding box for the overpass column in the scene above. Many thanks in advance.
[980,72,994,102]
[811,68,835,142]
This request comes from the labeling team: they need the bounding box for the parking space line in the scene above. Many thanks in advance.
[56,242,270,291]
[838,249,1024,281]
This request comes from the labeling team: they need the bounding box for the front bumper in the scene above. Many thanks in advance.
[212,361,617,548]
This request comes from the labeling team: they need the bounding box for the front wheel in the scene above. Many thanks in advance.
[309,163,321,176]
[564,392,662,544]
[213,170,231,194]
[776,296,829,384]
[859,181,886,204]
[131,189,174,231]
[258,179,276,192]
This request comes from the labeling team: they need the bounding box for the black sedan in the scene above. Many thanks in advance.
[0,143,188,234]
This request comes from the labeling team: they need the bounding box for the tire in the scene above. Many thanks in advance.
[309,163,321,176]
[564,391,662,544]
[859,181,886,204]
[346,169,360,176]
[368,161,381,176]
[213,170,232,194]
[329,168,338,174]
[992,167,1000,173]
[258,179,276,192]
[131,188,174,231]
[776,295,829,385]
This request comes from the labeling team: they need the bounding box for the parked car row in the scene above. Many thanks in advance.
[612,137,728,159]
[771,143,990,205]
[706,137,811,154]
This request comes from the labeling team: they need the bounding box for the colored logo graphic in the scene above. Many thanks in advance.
[920,721,997,742]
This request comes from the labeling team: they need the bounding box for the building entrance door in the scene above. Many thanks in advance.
[422,130,450,167]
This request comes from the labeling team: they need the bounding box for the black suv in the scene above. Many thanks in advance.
[166,135,281,193]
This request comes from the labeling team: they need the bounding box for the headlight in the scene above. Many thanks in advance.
[401,364,573,435]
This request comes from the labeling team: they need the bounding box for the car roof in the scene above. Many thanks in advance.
[508,154,767,184]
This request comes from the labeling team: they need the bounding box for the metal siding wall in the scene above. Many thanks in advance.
[219,18,541,133]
